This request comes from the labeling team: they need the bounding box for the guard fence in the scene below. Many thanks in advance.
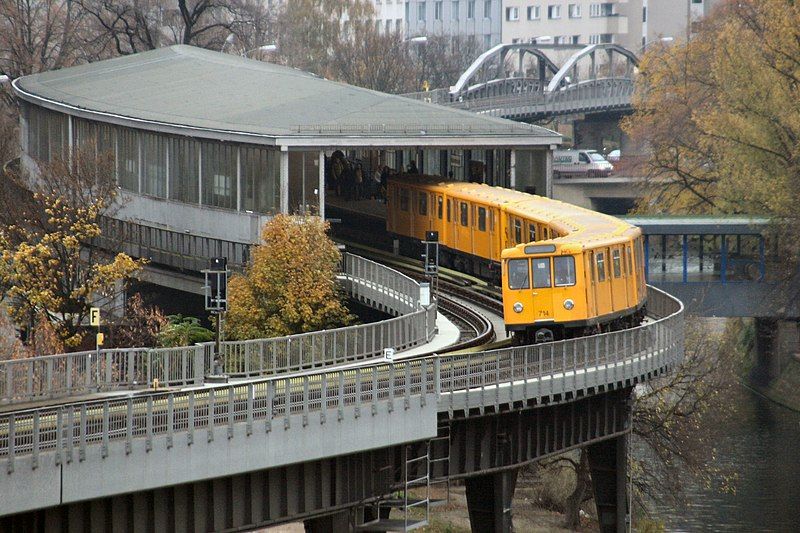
[0,287,684,466]
[0,253,436,405]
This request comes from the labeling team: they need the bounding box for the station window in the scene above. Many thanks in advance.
[478,207,487,231]
[507,259,530,289]
[532,257,552,288]
[400,188,410,211]
[612,249,622,278]
[437,196,443,219]
[596,252,606,282]
[418,192,428,215]
[460,202,469,226]
[514,219,522,244]
[554,256,576,286]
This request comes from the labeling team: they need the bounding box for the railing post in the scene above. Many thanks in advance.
[208,388,215,442]
[6,414,15,473]
[284,378,291,429]
[167,394,174,449]
[228,387,234,439]
[187,391,195,445]
[266,381,275,433]
[338,372,345,420]
[125,398,133,454]
[79,404,87,461]
[246,384,254,435]
[31,412,40,469]
[146,397,153,452]
[102,401,109,458]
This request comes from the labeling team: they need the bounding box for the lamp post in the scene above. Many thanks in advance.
[405,36,429,91]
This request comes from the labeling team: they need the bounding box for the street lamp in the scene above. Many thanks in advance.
[639,36,674,54]
[0,75,10,84]
[532,35,553,44]
[221,33,236,53]
[405,36,428,44]
[405,36,429,91]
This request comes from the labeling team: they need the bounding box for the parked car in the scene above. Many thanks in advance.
[553,149,614,178]
[607,149,621,162]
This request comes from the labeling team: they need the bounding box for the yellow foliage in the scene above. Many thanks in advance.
[225,215,353,340]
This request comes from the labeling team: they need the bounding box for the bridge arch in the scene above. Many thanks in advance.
[546,44,639,92]
[450,43,561,96]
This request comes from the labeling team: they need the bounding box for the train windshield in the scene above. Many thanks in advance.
[532,258,552,288]
[507,259,530,289]
[554,256,576,286]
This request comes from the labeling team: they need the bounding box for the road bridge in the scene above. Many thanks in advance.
[403,43,639,122]
[0,217,685,532]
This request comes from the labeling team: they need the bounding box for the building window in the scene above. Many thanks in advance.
[642,6,647,22]
[141,131,166,198]
[435,0,442,20]
[452,0,459,19]
[527,5,540,19]
[589,33,613,44]
[117,127,139,192]
[26,105,67,163]
[590,3,614,17]
[201,141,237,210]
[548,5,560,19]
[396,18,402,30]
[568,3,580,17]
[506,6,519,20]
[169,136,199,204]
[484,0,491,18]
[512,37,521,43]
[468,0,475,18]
[241,145,279,214]
[571,34,580,44]
[418,1,425,21]
[483,34,491,48]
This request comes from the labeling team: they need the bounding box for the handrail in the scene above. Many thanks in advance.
[0,287,684,465]
[0,252,437,404]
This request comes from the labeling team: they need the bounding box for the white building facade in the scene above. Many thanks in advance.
[403,0,503,49]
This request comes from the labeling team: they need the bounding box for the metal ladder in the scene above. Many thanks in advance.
[356,442,432,532]
[428,420,452,509]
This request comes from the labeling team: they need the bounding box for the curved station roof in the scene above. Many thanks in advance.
[13,45,560,148]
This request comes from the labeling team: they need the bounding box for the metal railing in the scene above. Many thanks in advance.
[95,216,252,272]
[0,253,436,404]
[0,358,438,467]
[437,286,682,406]
[0,287,683,466]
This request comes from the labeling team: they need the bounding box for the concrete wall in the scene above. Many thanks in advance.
[405,0,502,48]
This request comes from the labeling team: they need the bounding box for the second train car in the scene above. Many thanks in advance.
[386,175,647,343]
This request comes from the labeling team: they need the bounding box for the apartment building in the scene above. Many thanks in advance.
[500,0,721,52]
[373,0,406,34]
[403,0,503,49]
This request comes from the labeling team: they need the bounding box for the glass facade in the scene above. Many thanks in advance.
[23,104,281,215]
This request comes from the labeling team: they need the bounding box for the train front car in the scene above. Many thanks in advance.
[501,207,647,344]
[502,242,587,343]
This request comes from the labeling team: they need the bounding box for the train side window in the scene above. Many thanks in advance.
[507,259,530,289]
[589,252,596,283]
[477,207,487,231]
[528,224,536,243]
[554,256,576,286]
[612,249,622,278]
[418,192,428,215]
[437,196,443,219]
[490,210,495,231]
[543,227,549,239]
[514,219,522,244]
[596,252,606,282]
[400,188,410,211]
[532,257,552,288]
[446,200,451,222]
[626,245,633,275]
[460,202,469,226]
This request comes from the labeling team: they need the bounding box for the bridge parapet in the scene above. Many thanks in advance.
[0,228,436,404]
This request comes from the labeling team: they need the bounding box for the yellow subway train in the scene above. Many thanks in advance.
[386,175,647,342]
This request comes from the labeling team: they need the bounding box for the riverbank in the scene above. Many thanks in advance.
[747,354,800,413]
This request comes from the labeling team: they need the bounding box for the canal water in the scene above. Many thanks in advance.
[651,385,800,532]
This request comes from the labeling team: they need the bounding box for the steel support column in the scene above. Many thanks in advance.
[304,510,350,532]
[464,468,519,532]
[586,434,628,533]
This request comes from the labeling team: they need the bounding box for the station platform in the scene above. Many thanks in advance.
[326,195,388,222]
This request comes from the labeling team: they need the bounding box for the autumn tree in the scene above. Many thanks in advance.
[226,215,353,340]
[0,149,145,348]
[623,0,800,260]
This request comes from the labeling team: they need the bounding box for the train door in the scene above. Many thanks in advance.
[447,198,456,247]
[489,208,500,261]
[585,251,597,317]
[531,256,554,321]
[455,200,471,253]
[610,246,627,311]
[595,248,613,317]
[415,190,430,240]
[434,194,445,246]
[473,204,490,258]
[623,244,636,307]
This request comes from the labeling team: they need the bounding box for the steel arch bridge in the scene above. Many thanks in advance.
[404,43,640,121]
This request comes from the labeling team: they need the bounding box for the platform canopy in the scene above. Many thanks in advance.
[14,45,561,149]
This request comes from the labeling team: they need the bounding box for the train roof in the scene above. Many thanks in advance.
[390,175,640,252]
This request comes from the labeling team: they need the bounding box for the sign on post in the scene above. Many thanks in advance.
[90,307,101,327]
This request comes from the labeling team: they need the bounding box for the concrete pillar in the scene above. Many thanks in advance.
[509,149,516,189]
[586,435,628,533]
[280,146,289,214]
[303,510,349,532]
[318,150,326,220]
[754,318,799,383]
[464,468,519,532]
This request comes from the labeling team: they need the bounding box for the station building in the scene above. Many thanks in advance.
[12,45,559,243]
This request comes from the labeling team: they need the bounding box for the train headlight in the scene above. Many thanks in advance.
[563,299,575,310]
[513,302,524,313]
